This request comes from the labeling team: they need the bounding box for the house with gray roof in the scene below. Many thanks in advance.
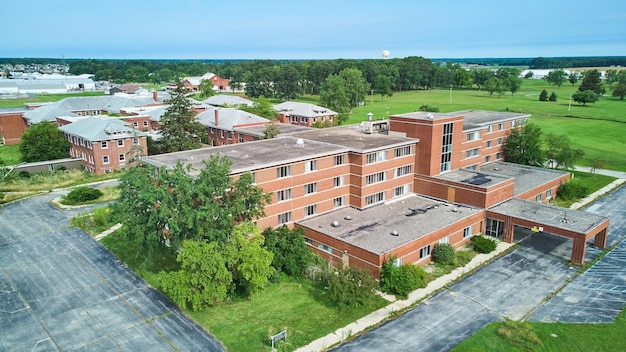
[198,106,269,145]
[202,95,253,107]
[274,101,337,127]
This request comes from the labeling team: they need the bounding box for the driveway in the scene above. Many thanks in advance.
[0,191,224,351]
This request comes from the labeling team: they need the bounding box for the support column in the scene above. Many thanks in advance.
[503,218,515,243]
[571,236,587,265]
[593,228,608,249]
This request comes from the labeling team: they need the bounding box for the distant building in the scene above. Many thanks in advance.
[274,101,337,127]
[183,73,231,92]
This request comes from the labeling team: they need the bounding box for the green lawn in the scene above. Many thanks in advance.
[99,229,387,352]
[452,307,626,352]
[300,79,626,171]
[0,91,105,109]
[551,171,617,208]
[0,144,22,165]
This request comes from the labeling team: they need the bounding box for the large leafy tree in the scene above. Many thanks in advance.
[572,90,599,106]
[19,121,70,162]
[239,96,278,120]
[160,81,205,152]
[544,69,567,88]
[274,64,301,101]
[262,226,313,277]
[339,68,370,113]
[568,72,580,86]
[545,133,584,170]
[320,74,349,114]
[503,122,545,166]
[452,66,473,89]
[578,69,605,95]
[470,68,493,91]
[374,74,393,101]
[112,155,271,253]
[608,70,626,100]
[197,79,215,99]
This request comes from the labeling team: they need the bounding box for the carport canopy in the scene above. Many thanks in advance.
[487,198,609,265]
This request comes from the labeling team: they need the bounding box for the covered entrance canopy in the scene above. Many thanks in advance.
[487,198,609,265]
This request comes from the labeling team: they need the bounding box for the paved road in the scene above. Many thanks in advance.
[0,191,224,351]
[333,184,626,352]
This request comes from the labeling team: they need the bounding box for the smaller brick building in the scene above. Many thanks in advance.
[274,101,337,127]
[0,110,28,145]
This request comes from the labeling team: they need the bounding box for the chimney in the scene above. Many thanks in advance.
[214,109,219,126]
[152,90,158,102]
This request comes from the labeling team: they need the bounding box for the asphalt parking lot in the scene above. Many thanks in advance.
[0,192,224,351]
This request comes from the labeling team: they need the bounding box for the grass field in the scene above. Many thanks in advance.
[0,91,105,109]
[452,307,626,352]
[0,144,22,165]
[300,79,626,171]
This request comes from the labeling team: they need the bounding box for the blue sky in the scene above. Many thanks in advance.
[2,0,625,60]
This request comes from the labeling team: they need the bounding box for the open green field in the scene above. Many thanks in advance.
[0,91,105,109]
[0,144,22,165]
[300,79,626,171]
[452,307,626,352]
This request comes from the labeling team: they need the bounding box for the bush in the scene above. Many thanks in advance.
[380,258,428,297]
[64,186,103,204]
[18,170,30,178]
[470,235,497,254]
[556,179,589,201]
[419,104,439,112]
[324,264,378,308]
[549,91,557,102]
[539,89,548,101]
[432,243,456,265]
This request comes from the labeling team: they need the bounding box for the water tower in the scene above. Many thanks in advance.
[382,50,390,59]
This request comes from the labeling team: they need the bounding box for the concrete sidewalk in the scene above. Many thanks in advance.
[294,241,515,352]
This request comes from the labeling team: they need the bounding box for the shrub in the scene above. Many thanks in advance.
[18,170,30,178]
[380,258,428,297]
[432,243,456,265]
[419,104,439,112]
[323,263,378,308]
[64,186,103,204]
[56,166,67,171]
[549,91,557,102]
[470,235,497,254]
[539,89,548,101]
[556,179,589,201]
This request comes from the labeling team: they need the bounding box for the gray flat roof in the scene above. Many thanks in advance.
[391,109,530,131]
[143,136,349,176]
[289,124,417,153]
[481,162,569,196]
[297,195,482,255]
[488,198,608,235]
[436,168,512,188]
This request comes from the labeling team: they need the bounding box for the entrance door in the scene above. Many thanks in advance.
[485,218,504,238]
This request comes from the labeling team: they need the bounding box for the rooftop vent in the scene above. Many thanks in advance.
[426,113,434,119]
[331,220,340,227]
[296,138,304,148]
[344,216,352,220]
[391,230,399,236]
[451,207,459,212]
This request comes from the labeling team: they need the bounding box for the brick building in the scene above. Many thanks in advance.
[0,109,28,145]
[183,73,231,92]
[59,117,147,174]
[274,101,337,127]
[143,110,610,276]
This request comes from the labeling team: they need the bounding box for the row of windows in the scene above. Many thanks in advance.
[365,171,386,185]
[102,154,126,164]
[536,189,553,202]
[395,165,413,177]
[277,196,345,225]
[365,191,386,205]
[132,121,149,128]
[276,155,346,179]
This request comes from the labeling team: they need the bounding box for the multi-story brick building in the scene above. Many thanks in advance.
[143,110,610,276]
[0,109,28,145]
[183,73,231,92]
[59,117,147,174]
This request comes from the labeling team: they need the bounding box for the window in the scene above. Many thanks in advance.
[118,139,124,146]
[365,171,386,185]
[366,150,387,164]
[238,136,245,143]
[101,141,108,148]
[395,165,413,177]
[304,238,312,245]
[220,130,224,138]
[143,121,148,127]
[441,123,453,173]
[277,189,292,202]
[487,125,493,133]
[250,172,256,184]
[466,164,478,170]
[227,131,232,139]
[277,212,292,225]
[333,197,344,208]
[87,141,92,149]
[466,131,480,141]
[305,205,317,217]
[133,122,138,127]
[497,137,503,145]
[318,243,332,253]
[485,155,491,163]
[546,189,553,199]
[334,154,345,166]
[119,154,125,161]
[465,148,479,158]
[419,244,431,259]
[496,152,502,160]
[133,137,139,145]
[277,165,291,178]
[394,145,413,157]
[334,176,345,187]
[304,182,317,195]
[498,123,504,130]
[394,184,411,197]
[486,140,492,148]
[365,191,385,205]
[439,236,450,244]
[102,155,109,164]
[305,160,317,172]
[463,225,472,238]
[393,257,402,267]
[536,194,542,202]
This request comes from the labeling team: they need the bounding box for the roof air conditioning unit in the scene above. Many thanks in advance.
[331,220,339,227]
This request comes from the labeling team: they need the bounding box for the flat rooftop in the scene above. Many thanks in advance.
[391,109,530,131]
[436,168,512,188]
[297,195,482,255]
[488,198,609,235]
[143,136,349,176]
[236,123,315,137]
[481,162,569,196]
[289,124,417,152]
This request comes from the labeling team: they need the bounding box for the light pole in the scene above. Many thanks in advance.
[371,89,374,104]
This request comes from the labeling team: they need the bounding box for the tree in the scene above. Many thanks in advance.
[545,133,584,170]
[589,158,607,175]
[609,70,626,100]
[495,68,522,95]
[197,79,215,99]
[262,226,313,277]
[112,155,271,253]
[324,263,377,308]
[539,89,549,101]
[578,69,605,95]
[19,121,70,162]
[374,74,393,100]
[338,68,370,113]
[262,122,280,139]
[572,90,599,106]
[549,91,558,102]
[239,96,278,120]
[160,81,205,152]
[568,72,580,86]
[452,67,472,89]
[503,122,545,166]
[319,74,349,114]
[470,68,493,91]
[159,240,231,310]
[484,77,505,97]
[274,64,301,101]
[380,257,427,297]
[544,69,567,88]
